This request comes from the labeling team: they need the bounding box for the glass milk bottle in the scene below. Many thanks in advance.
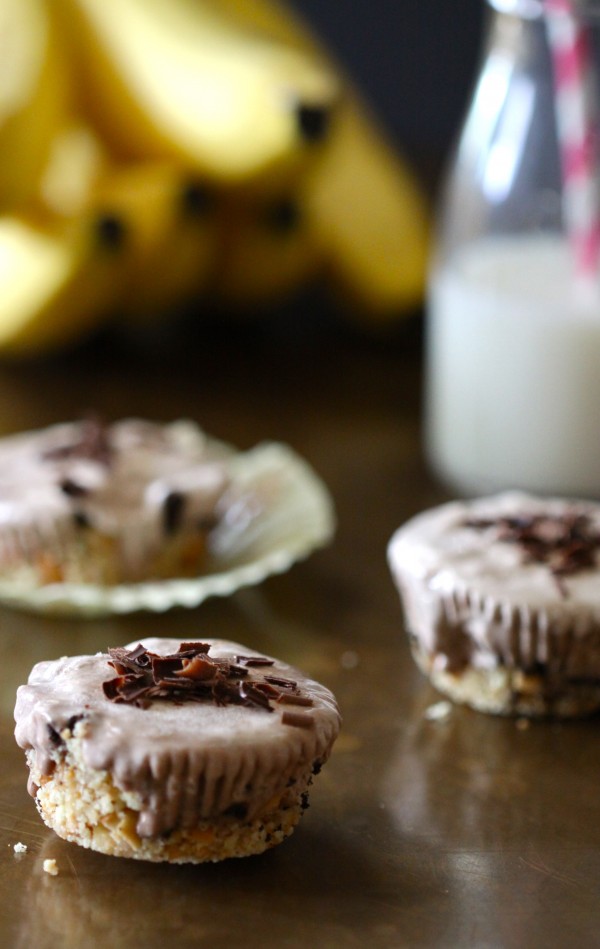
[425,0,600,497]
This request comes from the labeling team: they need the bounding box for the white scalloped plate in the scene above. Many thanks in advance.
[0,441,335,617]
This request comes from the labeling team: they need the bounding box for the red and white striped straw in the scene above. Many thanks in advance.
[545,0,600,287]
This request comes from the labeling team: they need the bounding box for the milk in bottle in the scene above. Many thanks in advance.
[425,0,600,496]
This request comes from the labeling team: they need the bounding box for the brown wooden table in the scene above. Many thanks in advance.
[0,314,598,948]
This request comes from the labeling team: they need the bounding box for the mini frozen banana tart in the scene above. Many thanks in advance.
[388,492,600,718]
[0,417,334,615]
[14,637,341,863]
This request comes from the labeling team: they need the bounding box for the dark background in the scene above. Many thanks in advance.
[294,0,486,188]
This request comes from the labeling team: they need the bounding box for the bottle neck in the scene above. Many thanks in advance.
[487,0,544,19]
[481,3,549,75]
[487,0,600,21]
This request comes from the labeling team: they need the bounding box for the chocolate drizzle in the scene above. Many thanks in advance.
[102,642,314,725]
[466,511,600,595]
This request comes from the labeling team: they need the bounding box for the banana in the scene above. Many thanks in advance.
[38,122,110,218]
[93,162,217,319]
[0,212,125,356]
[203,0,430,317]
[0,0,429,361]
[210,190,322,309]
[307,97,430,318]
[0,0,70,211]
[209,97,430,317]
[59,0,339,185]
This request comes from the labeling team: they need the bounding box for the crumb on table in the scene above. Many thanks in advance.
[43,858,59,876]
[424,700,453,722]
[13,842,27,854]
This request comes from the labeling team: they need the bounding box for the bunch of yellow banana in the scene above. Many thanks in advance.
[0,0,430,356]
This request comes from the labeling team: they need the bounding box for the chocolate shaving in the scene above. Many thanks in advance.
[236,655,276,668]
[178,642,212,653]
[127,643,151,663]
[59,478,89,498]
[465,510,600,596]
[264,675,297,690]
[108,646,150,676]
[42,415,112,466]
[277,693,314,707]
[163,491,185,536]
[174,655,217,680]
[252,681,283,698]
[47,724,63,746]
[228,665,251,678]
[238,682,273,710]
[102,643,313,725]
[281,711,314,729]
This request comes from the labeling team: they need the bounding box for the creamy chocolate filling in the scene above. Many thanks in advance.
[0,418,231,578]
[14,638,341,838]
[388,493,600,679]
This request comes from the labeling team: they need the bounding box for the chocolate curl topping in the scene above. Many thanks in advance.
[178,642,212,654]
[281,711,314,729]
[59,478,89,498]
[102,643,314,725]
[235,655,275,668]
[175,655,217,680]
[466,511,600,595]
[43,415,113,466]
